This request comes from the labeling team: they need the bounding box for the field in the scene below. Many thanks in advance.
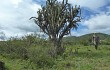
[0,41,110,70]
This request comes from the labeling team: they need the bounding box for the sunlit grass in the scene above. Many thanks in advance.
[0,45,110,70]
[0,55,37,70]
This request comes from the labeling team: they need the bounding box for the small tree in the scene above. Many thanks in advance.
[30,0,81,56]
[92,33,100,50]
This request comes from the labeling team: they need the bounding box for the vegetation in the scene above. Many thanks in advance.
[63,33,110,46]
[0,0,110,70]
[30,0,81,56]
[0,33,110,70]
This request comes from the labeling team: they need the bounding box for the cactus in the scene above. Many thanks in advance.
[30,0,81,56]
[92,33,100,50]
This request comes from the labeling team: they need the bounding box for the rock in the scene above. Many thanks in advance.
[0,61,5,70]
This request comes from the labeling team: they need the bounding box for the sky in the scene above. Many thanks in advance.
[0,0,110,39]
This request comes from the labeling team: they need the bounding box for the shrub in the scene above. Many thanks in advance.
[28,46,55,68]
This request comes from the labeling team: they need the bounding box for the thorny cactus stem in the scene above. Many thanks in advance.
[30,0,81,56]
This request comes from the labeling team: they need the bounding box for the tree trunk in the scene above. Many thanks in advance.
[49,38,65,57]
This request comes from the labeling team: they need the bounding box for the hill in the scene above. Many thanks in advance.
[63,33,110,45]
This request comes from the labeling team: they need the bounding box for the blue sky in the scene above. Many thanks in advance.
[0,0,110,38]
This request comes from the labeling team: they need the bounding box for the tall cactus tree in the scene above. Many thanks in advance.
[30,0,81,56]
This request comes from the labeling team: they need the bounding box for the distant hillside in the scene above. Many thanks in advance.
[63,33,110,45]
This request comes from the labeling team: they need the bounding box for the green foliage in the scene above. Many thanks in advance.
[0,34,55,69]
[28,46,55,68]
[0,39,28,59]
[63,33,110,46]
[0,56,37,70]
[0,34,48,59]
[0,33,110,70]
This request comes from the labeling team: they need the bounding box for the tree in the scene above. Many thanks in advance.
[30,0,81,56]
[92,33,100,50]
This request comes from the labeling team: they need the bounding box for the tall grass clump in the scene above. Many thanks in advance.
[0,34,55,68]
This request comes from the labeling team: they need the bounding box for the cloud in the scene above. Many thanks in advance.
[58,0,109,10]
[0,0,110,38]
[84,13,110,31]
[64,0,110,36]
[0,0,41,38]
[72,12,110,36]
[84,14,110,29]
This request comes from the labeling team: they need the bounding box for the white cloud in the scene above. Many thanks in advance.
[74,13,110,36]
[10,0,22,6]
[61,0,110,36]
[0,0,110,38]
[0,0,41,38]
[58,0,108,10]
[71,6,110,36]
[84,14,110,30]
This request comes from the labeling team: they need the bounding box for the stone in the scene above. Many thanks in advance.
[0,61,5,70]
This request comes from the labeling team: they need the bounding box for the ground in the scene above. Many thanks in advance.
[0,45,110,70]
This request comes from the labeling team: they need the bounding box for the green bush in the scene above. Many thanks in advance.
[28,46,55,68]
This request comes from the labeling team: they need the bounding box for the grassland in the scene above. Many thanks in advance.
[0,44,110,70]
